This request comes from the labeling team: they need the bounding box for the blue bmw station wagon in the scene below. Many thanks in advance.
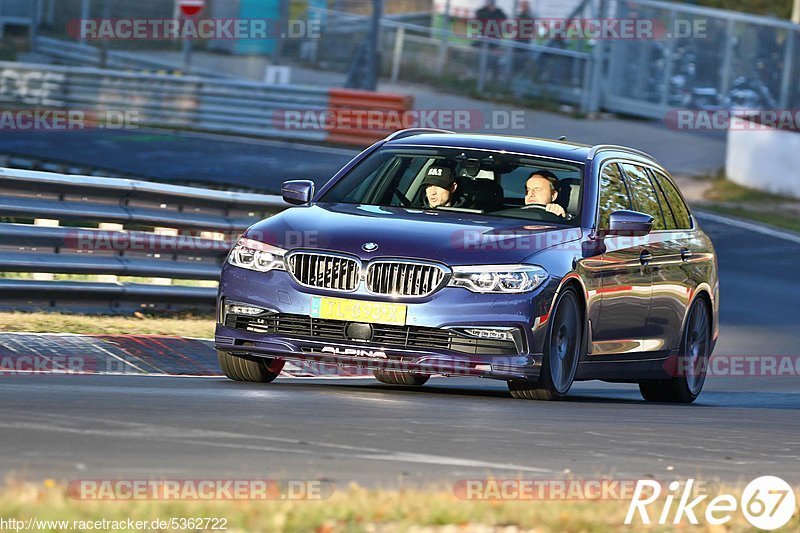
[215,129,719,403]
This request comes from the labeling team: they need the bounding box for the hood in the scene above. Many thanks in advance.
[244,203,583,265]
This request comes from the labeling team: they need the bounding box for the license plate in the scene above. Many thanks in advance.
[310,296,407,326]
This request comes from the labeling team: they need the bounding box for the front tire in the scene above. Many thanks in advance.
[639,298,711,404]
[508,287,584,401]
[217,350,284,383]
[373,369,429,386]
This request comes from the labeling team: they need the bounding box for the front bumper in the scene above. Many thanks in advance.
[215,266,554,381]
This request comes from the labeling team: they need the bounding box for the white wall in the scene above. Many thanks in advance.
[726,127,800,199]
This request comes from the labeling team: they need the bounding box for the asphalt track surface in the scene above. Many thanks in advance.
[1,214,799,487]
[0,129,356,192]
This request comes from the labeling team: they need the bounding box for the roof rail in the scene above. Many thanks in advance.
[589,144,660,163]
[384,128,456,141]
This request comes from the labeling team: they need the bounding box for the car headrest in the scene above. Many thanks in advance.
[557,178,580,215]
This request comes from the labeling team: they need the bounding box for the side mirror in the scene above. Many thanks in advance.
[281,180,315,205]
[606,210,653,236]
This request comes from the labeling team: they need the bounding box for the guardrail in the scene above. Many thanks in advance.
[0,166,289,314]
[33,36,226,78]
[0,61,414,147]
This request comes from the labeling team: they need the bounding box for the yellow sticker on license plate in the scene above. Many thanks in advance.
[310,296,407,326]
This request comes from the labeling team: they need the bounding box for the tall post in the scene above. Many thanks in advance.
[182,16,193,73]
[274,0,290,63]
[100,0,111,67]
[391,26,405,82]
[30,0,41,45]
[436,0,450,72]
[779,30,795,109]
[80,0,91,44]
[365,0,382,91]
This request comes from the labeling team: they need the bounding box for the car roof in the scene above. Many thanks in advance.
[384,132,592,162]
[382,131,662,168]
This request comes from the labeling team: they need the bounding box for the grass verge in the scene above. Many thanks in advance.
[696,175,800,234]
[3,480,796,532]
[0,312,215,338]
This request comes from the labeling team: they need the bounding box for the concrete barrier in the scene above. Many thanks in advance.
[726,126,800,199]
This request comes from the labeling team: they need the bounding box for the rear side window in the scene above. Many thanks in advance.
[649,169,678,229]
[620,163,666,231]
[652,171,692,230]
[597,163,631,230]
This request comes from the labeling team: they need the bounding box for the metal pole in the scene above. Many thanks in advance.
[779,30,795,109]
[436,0,450,72]
[46,0,56,26]
[182,16,193,73]
[391,26,405,82]
[29,0,41,45]
[100,0,111,68]
[366,0,383,91]
[274,0,290,63]
[793,0,800,25]
[718,18,736,104]
[477,40,488,94]
[80,0,91,44]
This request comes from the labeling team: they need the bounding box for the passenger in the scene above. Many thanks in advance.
[524,170,567,218]
[422,163,462,208]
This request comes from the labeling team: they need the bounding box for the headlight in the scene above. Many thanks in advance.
[448,265,548,293]
[227,238,286,272]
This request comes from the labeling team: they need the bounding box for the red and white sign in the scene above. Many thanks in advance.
[177,0,205,17]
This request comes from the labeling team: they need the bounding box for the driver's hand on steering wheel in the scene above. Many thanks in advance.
[524,202,566,218]
[544,203,566,218]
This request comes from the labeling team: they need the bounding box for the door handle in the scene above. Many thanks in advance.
[639,250,653,265]
[680,248,692,262]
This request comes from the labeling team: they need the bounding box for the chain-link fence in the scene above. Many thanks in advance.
[603,0,800,118]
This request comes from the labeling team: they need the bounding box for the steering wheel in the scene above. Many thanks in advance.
[521,203,566,223]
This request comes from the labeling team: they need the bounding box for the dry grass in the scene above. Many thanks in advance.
[0,312,215,338]
[4,479,797,532]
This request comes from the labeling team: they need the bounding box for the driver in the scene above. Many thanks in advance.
[524,170,567,218]
[422,163,462,208]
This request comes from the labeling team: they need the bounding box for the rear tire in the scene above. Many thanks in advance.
[373,369,430,386]
[639,297,711,404]
[508,287,584,401]
[217,350,284,383]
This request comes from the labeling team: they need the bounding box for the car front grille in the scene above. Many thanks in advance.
[365,261,446,297]
[285,252,448,297]
[226,313,519,355]
[286,252,360,291]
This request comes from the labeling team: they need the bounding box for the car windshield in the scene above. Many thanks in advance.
[319,147,584,226]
